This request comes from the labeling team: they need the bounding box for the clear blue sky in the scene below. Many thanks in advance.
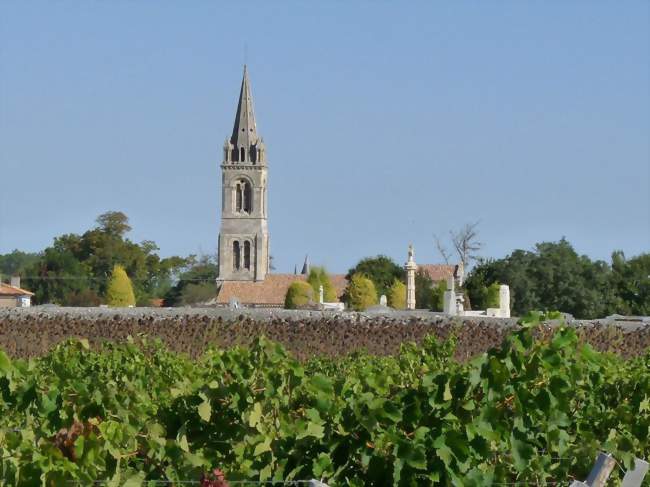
[1,1,648,273]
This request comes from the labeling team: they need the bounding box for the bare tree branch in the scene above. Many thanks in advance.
[451,221,483,269]
[433,234,452,264]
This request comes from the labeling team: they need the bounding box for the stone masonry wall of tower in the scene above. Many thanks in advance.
[217,66,269,282]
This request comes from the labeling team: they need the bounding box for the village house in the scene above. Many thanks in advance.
[0,277,33,308]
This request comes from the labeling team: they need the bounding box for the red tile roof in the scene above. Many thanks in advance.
[418,264,456,282]
[0,283,34,296]
[216,274,347,306]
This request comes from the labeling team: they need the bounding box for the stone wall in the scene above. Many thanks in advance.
[0,307,648,361]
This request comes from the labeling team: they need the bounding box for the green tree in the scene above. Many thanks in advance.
[610,251,650,315]
[431,280,447,312]
[307,266,337,302]
[179,283,217,306]
[284,281,314,309]
[0,250,39,280]
[106,264,136,307]
[464,239,644,319]
[24,244,91,305]
[164,255,217,307]
[24,212,187,306]
[346,255,404,298]
[347,273,377,311]
[96,211,131,237]
[387,279,406,309]
[414,269,434,309]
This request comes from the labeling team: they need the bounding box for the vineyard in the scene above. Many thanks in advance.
[0,318,648,486]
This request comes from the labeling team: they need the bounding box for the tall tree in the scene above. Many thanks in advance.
[464,239,647,319]
[346,255,404,299]
[23,212,186,305]
[307,266,336,302]
[0,250,39,280]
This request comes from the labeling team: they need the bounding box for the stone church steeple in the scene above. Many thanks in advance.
[217,66,269,282]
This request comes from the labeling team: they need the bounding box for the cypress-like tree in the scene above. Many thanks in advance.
[347,274,377,311]
[106,264,136,307]
[387,279,406,309]
[307,266,337,302]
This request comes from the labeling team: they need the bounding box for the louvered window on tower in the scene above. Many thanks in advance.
[232,241,241,270]
[235,183,242,212]
[244,241,251,270]
[240,147,245,162]
[243,182,252,212]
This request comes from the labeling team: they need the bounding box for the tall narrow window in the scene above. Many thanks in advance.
[233,241,240,270]
[243,182,252,213]
[235,183,243,212]
[240,147,245,162]
[244,241,251,270]
[250,147,257,164]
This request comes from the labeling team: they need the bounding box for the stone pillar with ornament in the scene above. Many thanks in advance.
[405,244,417,310]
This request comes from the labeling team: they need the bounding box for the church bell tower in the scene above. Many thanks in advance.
[217,66,269,281]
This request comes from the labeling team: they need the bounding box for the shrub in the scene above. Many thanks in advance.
[284,281,314,309]
[307,267,337,302]
[347,273,377,311]
[387,279,406,309]
[106,264,136,307]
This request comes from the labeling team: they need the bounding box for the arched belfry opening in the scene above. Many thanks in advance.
[235,180,253,213]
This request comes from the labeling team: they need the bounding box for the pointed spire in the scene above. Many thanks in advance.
[230,65,258,148]
[301,255,310,275]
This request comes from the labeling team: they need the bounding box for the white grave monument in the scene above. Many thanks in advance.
[405,244,417,310]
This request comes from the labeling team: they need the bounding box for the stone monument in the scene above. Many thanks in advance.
[405,244,417,310]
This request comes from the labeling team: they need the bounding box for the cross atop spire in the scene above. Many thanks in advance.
[230,65,258,148]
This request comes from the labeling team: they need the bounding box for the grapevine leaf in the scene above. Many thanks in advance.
[123,472,146,487]
[198,396,211,422]
[510,432,534,471]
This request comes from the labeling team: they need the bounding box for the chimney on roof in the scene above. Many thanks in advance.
[10,276,20,289]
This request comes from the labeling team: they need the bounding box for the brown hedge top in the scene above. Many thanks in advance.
[0,307,648,361]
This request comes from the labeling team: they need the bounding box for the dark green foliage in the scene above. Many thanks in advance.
[465,239,650,319]
[610,251,650,315]
[0,324,647,485]
[179,283,217,306]
[284,281,314,309]
[18,212,188,306]
[431,280,447,312]
[346,255,405,298]
[164,255,218,306]
[414,269,434,309]
[0,250,39,279]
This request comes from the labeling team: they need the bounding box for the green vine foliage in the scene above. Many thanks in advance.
[0,324,648,486]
